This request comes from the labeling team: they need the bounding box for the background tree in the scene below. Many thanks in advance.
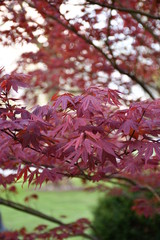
[0,0,159,239]
[0,0,160,100]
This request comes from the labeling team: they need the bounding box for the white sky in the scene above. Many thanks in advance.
[0,44,37,73]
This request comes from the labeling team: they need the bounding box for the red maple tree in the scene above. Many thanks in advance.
[0,1,160,239]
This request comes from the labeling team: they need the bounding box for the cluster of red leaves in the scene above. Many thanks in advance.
[0,218,90,240]
[0,74,160,186]
[132,197,160,218]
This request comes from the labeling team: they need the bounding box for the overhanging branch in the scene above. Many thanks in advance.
[86,0,160,20]
[48,16,155,99]
[0,197,97,240]
[107,175,160,203]
[24,0,155,99]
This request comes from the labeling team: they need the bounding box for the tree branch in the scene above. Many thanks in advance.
[128,10,160,43]
[0,197,97,240]
[86,0,160,20]
[108,175,160,203]
[50,17,155,98]
[23,0,155,99]
[63,173,160,204]
[0,197,64,225]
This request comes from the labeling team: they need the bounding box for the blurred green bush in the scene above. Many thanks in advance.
[92,194,160,240]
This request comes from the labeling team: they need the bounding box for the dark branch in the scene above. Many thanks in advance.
[0,197,97,240]
[50,17,155,99]
[24,0,155,99]
[0,197,64,225]
[86,0,160,20]
[131,13,160,43]
[107,175,160,203]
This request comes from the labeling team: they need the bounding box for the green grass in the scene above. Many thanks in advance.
[0,181,104,239]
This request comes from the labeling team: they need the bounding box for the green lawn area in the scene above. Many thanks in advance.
[0,181,104,239]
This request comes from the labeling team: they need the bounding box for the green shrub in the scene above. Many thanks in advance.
[92,195,160,240]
